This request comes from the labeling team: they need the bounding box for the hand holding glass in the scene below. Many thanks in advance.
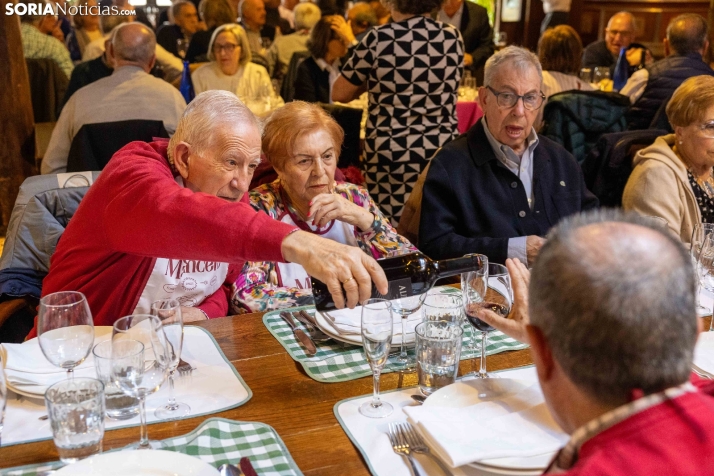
[360,299,393,418]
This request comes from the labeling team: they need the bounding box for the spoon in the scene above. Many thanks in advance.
[218,463,243,476]
[411,394,427,405]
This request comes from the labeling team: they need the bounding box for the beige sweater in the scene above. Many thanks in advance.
[622,134,700,244]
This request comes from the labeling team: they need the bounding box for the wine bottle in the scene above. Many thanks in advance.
[311,252,486,311]
[179,60,195,103]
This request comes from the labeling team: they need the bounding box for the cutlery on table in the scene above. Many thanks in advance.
[218,463,244,476]
[177,358,195,376]
[240,457,258,476]
[291,312,331,342]
[410,394,426,405]
[279,312,317,356]
[387,422,425,476]
[399,422,453,476]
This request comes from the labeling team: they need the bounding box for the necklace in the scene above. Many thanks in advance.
[676,145,714,197]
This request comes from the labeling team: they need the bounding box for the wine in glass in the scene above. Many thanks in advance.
[150,299,190,419]
[360,299,393,418]
[111,314,170,449]
[462,263,512,379]
[38,291,94,379]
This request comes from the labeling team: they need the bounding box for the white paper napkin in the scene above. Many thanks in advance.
[694,331,714,377]
[319,307,422,336]
[403,382,568,468]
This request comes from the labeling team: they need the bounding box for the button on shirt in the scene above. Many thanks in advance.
[482,118,540,263]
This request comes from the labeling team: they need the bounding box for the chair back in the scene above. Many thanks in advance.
[397,161,433,247]
[25,58,69,122]
[648,96,674,134]
[581,129,667,207]
[541,90,631,164]
[280,51,310,102]
[319,103,363,168]
[66,119,169,172]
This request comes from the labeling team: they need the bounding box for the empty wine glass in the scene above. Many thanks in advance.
[463,263,512,379]
[38,291,94,379]
[391,292,427,370]
[360,299,393,418]
[150,299,190,419]
[111,314,170,449]
[691,223,714,314]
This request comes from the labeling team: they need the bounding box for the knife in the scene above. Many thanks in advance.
[299,310,319,327]
[239,457,258,476]
[279,311,317,355]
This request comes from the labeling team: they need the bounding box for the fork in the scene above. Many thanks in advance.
[387,423,424,476]
[399,422,453,475]
[291,312,331,342]
[177,358,195,376]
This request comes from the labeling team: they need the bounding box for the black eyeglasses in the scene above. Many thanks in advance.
[486,85,545,111]
[214,43,238,54]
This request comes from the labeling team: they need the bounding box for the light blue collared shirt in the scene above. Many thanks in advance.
[481,117,539,263]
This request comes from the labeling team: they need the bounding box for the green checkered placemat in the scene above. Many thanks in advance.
[263,288,529,383]
[0,418,302,476]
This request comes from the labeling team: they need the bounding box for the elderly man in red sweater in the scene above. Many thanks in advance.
[477,209,714,475]
[38,90,387,330]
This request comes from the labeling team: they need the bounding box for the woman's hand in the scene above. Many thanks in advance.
[309,192,374,231]
[328,15,356,45]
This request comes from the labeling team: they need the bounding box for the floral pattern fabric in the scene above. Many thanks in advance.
[231,180,417,313]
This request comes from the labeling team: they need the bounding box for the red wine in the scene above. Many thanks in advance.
[311,252,485,311]
[465,302,509,332]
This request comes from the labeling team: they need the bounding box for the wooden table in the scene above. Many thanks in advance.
[0,312,534,474]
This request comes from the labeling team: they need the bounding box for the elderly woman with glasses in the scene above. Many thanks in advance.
[232,101,416,313]
[623,76,714,243]
[192,23,283,114]
[419,46,598,266]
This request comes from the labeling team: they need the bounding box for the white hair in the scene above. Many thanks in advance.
[483,45,543,87]
[168,90,261,160]
[294,2,320,29]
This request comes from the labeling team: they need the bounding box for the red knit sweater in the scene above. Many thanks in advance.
[38,140,296,330]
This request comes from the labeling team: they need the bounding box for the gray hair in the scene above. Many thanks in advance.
[667,13,709,56]
[207,23,252,64]
[100,14,130,34]
[168,90,261,160]
[529,209,696,406]
[111,22,156,65]
[483,45,542,87]
[293,2,321,30]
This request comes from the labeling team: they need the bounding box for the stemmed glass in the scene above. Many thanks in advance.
[691,223,714,314]
[460,254,488,374]
[360,299,393,418]
[111,314,170,450]
[151,299,190,419]
[0,355,6,447]
[463,263,512,379]
[38,291,94,379]
[391,292,427,370]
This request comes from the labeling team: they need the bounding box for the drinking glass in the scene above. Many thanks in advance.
[691,223,714,313]
[579,67,593,83]
[460,254,488,374]
[593,66,610,89]
[360,299,393,418]
[111,315,170,449]
[415,321,463,396]
[45,378,105,463]
[93,341,140,420]
[0,357,6,447]
[176,38,188,59]
[463,263,512,379]
[391,292,427,370]
[422,292,462,324]
[38,291,94,379]
[150,299,190,419]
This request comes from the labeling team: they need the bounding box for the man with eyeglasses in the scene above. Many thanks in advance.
[582,11,652,78]
[419,46,598,266]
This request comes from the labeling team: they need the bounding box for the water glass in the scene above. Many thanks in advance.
[415,321,463,396]
[38,291,94,379]
[45,378,105,464]
[593,66,610,89]
[360,299,393,418]
[422,293,462,323]
[93,341,140,420]
[579,67,593,83]
[0,357,6,447]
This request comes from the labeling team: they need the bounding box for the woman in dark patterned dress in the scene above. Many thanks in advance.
[332,0,464,224]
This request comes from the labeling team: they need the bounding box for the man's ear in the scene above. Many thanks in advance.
[172,142,191,180]
[527,324,555,383]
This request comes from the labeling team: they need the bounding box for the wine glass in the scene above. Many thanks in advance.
[360,299,393,418]
[691,223,714,314]
[463,263,512,379]
[111,314,170,449]
[38,291,94,379]
[391,292,428,370]
[460,254,488,374]
[0,355,6,447]
[150,299,190,419]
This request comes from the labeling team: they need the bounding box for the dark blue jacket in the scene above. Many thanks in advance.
[627,53,714,130]
[419,120,599,264]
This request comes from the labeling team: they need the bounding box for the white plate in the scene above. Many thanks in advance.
[423,378,558,473]
[313,310,416,346]
[54,449,220,476]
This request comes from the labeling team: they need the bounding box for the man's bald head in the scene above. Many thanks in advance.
[605,11,636,55]
[667,13,709,56]
[111,22,156,70]
[529,210,696,407]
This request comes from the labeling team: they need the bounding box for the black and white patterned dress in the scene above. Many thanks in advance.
[340,16,463,223]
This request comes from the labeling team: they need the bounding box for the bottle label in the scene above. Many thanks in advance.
[375,278,413,300]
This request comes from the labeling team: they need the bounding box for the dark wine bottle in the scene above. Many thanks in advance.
[310,252,486,311]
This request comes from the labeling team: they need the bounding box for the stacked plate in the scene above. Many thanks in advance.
[54,450,219,475]
[312,308,420,346]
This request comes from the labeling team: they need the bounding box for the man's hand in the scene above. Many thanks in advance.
[180,306,209,322]
[625,47,651,67]
[475,258,531,343]
[464,53,473,67]
[281,231,388,308]
[526,235,545,266]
